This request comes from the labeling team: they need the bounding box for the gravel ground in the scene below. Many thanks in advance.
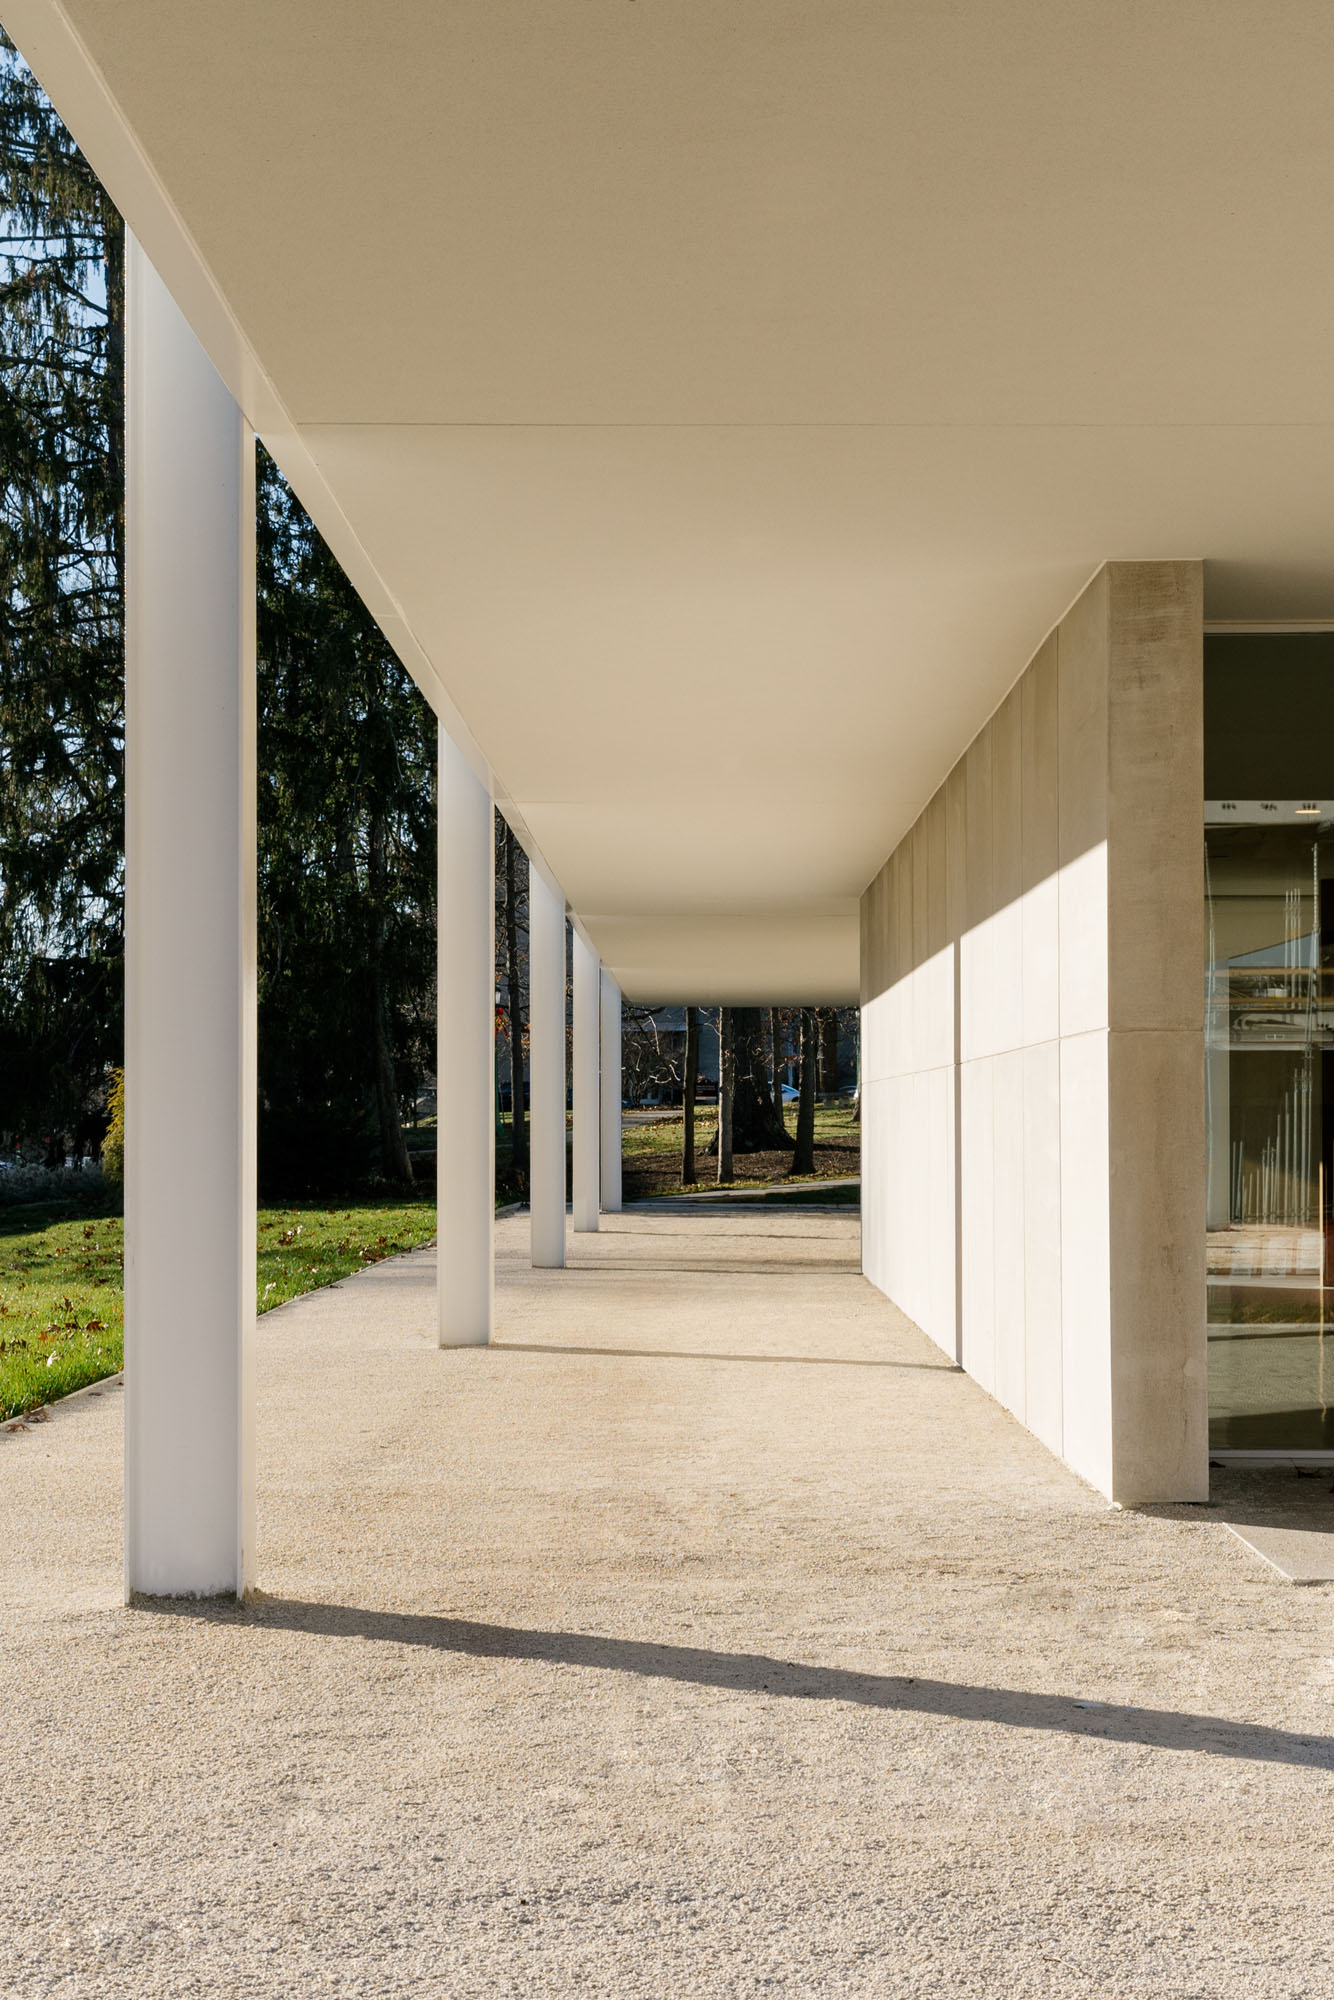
[3,1211,1334,1998]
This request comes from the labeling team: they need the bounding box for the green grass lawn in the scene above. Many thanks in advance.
[0,1108,858,1420]
[0,1193,439,1422]
[622,1099,860,1193]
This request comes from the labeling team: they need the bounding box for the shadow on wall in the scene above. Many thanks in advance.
[136,1594,1332,1772]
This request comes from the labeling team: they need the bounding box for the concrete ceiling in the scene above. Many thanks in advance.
[10,0,1334,1000]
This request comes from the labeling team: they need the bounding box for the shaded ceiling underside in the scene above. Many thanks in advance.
[11,0,1334,1000]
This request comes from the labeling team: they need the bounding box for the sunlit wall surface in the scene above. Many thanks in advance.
[862,562,1205,1503]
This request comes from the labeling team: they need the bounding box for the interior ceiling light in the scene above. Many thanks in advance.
[1296,803,1322,815]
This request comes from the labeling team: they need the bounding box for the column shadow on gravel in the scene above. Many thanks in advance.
[136,1598,1334,1771]
[492,1343,955,1369]
[560,1259,863,1275]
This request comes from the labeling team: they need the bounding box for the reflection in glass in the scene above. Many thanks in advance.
[1205,824,1334,1448]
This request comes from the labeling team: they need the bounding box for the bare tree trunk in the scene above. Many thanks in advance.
[716,1006,734,1184]
[368,810,413,1184]
[682,1004,699,1185]
[503,824,528,1180]
[792,1006,818,1176]
[704,1007,788,1154]
[820,1007,840,1094]
[727,1006,791,1150]
[770,1007,785,1134]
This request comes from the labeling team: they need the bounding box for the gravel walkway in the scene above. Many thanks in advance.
[3,1211,1333,1998]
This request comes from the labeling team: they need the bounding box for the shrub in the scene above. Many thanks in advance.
[101,1067,124,1184]
[0,1159,105,1207]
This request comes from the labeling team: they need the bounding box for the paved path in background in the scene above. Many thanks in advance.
[3,1213,1334,1998]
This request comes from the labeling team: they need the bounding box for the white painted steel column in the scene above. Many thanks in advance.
[124,238,256,1600]
[528,867,567,1267]
[599,970,623,1213]
[437,727,495,1344]
[572,931,600,1232]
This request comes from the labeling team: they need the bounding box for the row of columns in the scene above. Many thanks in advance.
[438,777,622,1324]
[123,240,621,1600]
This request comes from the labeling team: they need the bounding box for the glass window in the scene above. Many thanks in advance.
[1205,820,1332,1449]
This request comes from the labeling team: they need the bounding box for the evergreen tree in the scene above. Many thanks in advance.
[256,448,435,1192]
[0,29,123,1153]
[0,31,440,1186]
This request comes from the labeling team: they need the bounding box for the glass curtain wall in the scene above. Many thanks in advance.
[1205,816,1334,1447]
[1203,635,1334,1452]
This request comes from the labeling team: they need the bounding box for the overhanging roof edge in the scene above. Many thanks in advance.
[2,0,572,911]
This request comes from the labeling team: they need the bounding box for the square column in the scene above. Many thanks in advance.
[437,727,495,1344]
[124,238,256,1600]
[528,867,567,1267]
[599,970,623,1214]
[572,931,600,1232]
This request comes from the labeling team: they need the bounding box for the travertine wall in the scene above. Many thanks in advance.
[860,562,1207,1502]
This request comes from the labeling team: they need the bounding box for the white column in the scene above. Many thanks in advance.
[437,727,495,1344]
[529,867,567,1267]
[572,931,600,1232]
[600,970,623,1213]
[123,238,255,1600]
